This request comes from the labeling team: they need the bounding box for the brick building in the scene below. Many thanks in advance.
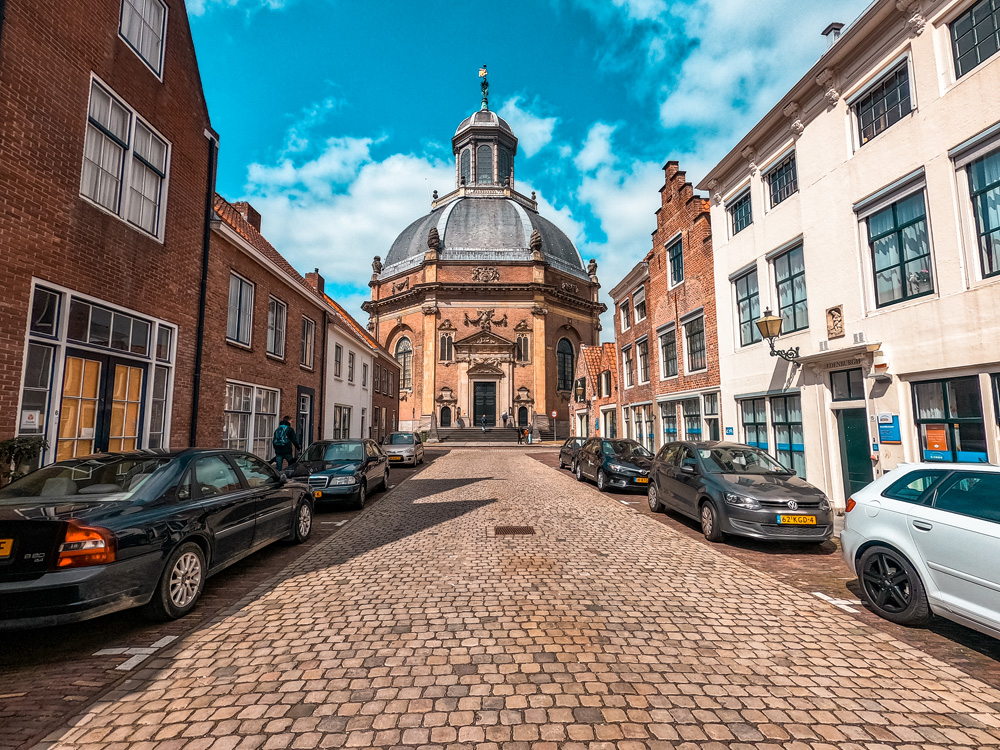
[2,0,215,461]
[207,197,328,456]
[363,80,606,438]
[609,162,721,452]
[570,343,619,439]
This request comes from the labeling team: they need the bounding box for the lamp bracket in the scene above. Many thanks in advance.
[767,337,800,364]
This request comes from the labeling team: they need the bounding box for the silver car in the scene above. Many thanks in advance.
[842,462,1000,639]
[382,432,424,466]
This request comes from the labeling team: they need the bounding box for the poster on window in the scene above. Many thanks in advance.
[923,425,948,452]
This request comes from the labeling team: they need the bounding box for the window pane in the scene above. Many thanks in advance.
[30,288,61,337]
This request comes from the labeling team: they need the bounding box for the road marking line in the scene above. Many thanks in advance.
[619,500,638,505]
[115,654,149,672]
[94,636,179,671]
[812,591,862,613]
[150,636,178,649]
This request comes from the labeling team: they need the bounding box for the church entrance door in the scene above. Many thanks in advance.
[440,406,452,428]
[473,382,496,427]
[517,406,528,428]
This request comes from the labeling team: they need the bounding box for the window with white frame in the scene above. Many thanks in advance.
[660,402,678,441]
[439,332,454,361]
[766,152,798,207]
[703,393,720,441]
[774,245,808,333]
[348,351,355,383]
[667,237,684,286]
[333,404,352,439]
[968,146,1000,278]
[855,63,912,145]
[602,370,612,397]
[374,363,381,392]
[952,0,1000,78]
[120,0,167,75]
[300,317,315,368]
[633,288,647,322]
[771,394,805,477]
[659,328,677,378]
[735,270,761,346]
[637,339,649,384]
[362,363,368,387]
[223,382,279,460]
[334,344,343,377]
[81,80,168,237]
[683,398,702,441]
[728,190,752,235]
[741,398,768,450]
[622,346,634,388]
[395,338,412,389]
[516,334,530,362]
[685,317,707,372]
[226,273,253,345]
[620,299,631,331]
[866,192,933,307]
[267,298,286,357]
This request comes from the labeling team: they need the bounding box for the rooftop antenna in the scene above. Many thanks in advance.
[479,64,489,111]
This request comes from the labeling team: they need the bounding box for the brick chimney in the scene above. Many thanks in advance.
[232,201,262,232]
[305,268,325,296]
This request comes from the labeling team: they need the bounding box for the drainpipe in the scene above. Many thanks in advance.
[0,0,7,48]
[319,310,328,439]
[190,133,219,446]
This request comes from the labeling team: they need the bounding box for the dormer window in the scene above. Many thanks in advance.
[477,145,493,184]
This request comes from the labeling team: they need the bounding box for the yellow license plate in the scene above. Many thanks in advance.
[634,477,649,484]
[0,539,12,558]
[313,490,323,498]
[390,456,403,461]
[777,515,816,525]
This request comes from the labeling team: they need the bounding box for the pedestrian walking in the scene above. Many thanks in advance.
[516,426,523,444]
[501,411,508,428]
[272,415,300,471]
[481,414,487,432]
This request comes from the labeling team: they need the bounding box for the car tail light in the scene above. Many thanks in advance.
[845,497,856,513]
[57,522,116,569]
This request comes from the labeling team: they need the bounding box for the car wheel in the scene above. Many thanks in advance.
[858,545,930,625]
[700,501,724,543]
[558,456,565,469]
[144,542,206,621]
[287,499,313,544]
[648,483,663,513]
[596,469,608,493]
[575,462,584,482]
[355,481,367,510]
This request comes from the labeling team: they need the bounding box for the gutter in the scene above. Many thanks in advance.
[0,0,6,48]
[190,132,219,446]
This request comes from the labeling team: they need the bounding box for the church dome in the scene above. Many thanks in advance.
[454,109,514,136]
[383,197,588,280]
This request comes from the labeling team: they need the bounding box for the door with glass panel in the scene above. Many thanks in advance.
[58,355,103,460]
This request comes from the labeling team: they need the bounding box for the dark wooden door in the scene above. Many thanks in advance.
[837,408,873,497]
[473,382,496,427]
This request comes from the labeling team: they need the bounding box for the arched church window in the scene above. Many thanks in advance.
[460,149,471,185]
[499,148,511,186]
[557,338,574,391]
[516,334,529,362]
[477,145,493,184]
[395,337,413,389]
[439,333,454,362]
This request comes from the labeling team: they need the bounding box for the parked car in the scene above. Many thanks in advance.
[558,437,586,469]
[382,432,424,466]
[574,438,652,492]
[842,463,1000,638]
[292,439,389,509]
[647,441,833,543]
[0,450,313,630]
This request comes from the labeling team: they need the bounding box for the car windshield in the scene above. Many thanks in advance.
[699,447,792,475]
[605,441,652,459]
[384,433,414,445]
[0,455,172,500]
[303,442,364,462]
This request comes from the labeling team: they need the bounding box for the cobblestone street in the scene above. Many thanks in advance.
[35,449,1000,749]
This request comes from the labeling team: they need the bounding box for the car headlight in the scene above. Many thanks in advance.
[724,492,760,510]
[608,463,628,473]
[818,498,831,511]
[329,476,358,486]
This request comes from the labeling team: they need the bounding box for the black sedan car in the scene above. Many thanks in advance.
[557,437,586,469]
[291,439,389,509]
[647,441,833,543]
[0,449,313,630]
[574,438,652,492]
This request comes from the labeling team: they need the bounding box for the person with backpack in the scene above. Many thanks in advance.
[272,416,300,471]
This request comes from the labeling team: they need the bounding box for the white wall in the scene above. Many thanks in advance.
[324,324,374,440]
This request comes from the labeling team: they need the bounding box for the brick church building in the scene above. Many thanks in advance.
[364,77,606,436]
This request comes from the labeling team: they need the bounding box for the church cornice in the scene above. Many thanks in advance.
[363,281,605,316]
[431,185,537,212]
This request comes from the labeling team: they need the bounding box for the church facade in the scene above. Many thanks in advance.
[363,84,606,435]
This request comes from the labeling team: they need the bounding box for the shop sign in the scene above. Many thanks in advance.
[19,410,41,431]
[825,357,864,369]
[725,427,734,436]
[877,413,902,444]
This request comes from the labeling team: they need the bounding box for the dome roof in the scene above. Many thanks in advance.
[454,109,514,136]
[383,197,587,279]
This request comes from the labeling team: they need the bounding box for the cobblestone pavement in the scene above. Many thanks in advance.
[0,455,443,750]
[35,449,1000,749]
[531,451,1000,691]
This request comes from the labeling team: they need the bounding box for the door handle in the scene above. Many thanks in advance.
[912,520,933,532]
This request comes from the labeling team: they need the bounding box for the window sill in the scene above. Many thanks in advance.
[685,368,708,376]
[226,338,253,351]
[869,289,938,315]
[266,352,286,362]
[300,364,314,372]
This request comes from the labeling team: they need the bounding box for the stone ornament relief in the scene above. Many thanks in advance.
[816,69,840,108]
[391,278,410,294]
[438,318,456,331]
[561,281,579,294]
[742,146,758,176]
[895,0,926,35]
[513,319,531,332]
[827,305,845,339]
[472,267,500,283]
[783,102,805,137]
[463,309,508,330]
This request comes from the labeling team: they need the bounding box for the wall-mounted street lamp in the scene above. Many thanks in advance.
[755,308,800,363]
[574,379,586,402]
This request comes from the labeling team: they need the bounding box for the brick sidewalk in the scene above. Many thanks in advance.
[37,449,1000,749]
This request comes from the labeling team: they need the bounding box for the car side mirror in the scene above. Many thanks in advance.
[177,487,191,501]
[681,464,696,474]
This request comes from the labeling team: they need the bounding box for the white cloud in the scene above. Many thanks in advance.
[497,97,559,158]
[188,0,288,15]
[574,123,618,172]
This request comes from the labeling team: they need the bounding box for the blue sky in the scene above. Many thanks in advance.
[189,0,871,334]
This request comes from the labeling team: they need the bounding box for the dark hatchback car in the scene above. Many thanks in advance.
[574,438,652,492]
[648,441,833,543]
[558,438,586,469]
[291,439,389,509]
[0,450,313,630]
